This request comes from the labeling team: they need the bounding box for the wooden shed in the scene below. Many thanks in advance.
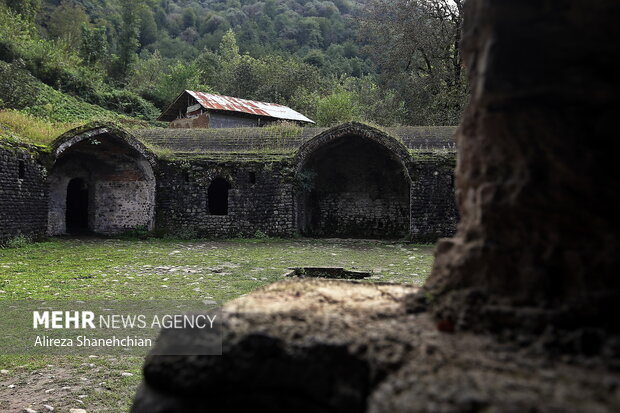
[158,90,315,129]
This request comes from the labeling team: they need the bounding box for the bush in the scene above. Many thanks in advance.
[95,90,159,120]
[1,234,32,249]
[0,60,121,130]
[0,60,39,110]
[314,91,360,126]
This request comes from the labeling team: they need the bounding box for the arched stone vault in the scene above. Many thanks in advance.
[294,122,416,239]
[295,122,415,178]
[48,124,157,235]
[52,123,157,166]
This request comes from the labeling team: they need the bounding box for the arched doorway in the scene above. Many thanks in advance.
[208,178,231,215]
[296,124,413,239]
[48,126,156,236]
[66,178,89,234]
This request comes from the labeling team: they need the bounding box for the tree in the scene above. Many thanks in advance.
[48,1,89,47]
[314,91,360,126]
[303,49,326,68]
[195,48,221,87]
[344,76,407,126]
[182,7,196,28]
[80,25,108,66]
[218,29,240,66]
[263,0,277,18]
[361,0,467,125]
[112,0,142,81]
[5,0,40,22]
[153,61,207,105]
[254,56,321,105]
[139,8,158,48]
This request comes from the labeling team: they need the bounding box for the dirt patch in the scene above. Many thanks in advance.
[0,364,91,413]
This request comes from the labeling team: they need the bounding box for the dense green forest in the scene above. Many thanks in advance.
[0,0,466,131]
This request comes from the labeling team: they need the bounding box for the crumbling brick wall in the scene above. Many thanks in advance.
[155,160,295,238]
[0,141,48,242]
[410,153,458,242]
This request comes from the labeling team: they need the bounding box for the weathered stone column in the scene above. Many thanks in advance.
[421,0,620,332]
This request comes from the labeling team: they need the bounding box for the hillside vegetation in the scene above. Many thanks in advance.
[0,0,467,139]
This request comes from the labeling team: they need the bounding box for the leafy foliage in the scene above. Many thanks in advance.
[0,0,468,127]
[315,91,360,126]
[0,5,158,120]
[0,60,115,123]
[361,0,468,125]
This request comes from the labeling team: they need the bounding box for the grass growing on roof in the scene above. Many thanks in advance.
[0,110,84,146]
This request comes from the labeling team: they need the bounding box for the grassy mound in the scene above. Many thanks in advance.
[0,6,159,121]
[0,61,161,145]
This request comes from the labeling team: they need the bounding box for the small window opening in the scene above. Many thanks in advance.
[183,171,191,183]
[208,178,231,215]
[249,171,256,184]
[18,160,25,179]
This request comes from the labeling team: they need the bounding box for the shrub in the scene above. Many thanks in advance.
[0,7,159,121]
[314,91,360,126]
[95,90,159,120]
[1,234,32,249]
[0,60,38,110]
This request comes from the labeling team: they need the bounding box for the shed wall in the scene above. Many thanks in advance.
[209,112,260,129]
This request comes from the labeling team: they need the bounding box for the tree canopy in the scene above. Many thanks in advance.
[0,0,468,126]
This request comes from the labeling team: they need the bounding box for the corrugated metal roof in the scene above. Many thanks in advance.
[186,90,315,124]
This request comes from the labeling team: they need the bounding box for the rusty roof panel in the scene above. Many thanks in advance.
[186,91,314,124]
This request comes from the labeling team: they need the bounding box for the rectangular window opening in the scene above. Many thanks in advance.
[18,160,25,179]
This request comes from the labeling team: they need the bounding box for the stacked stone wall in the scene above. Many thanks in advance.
[0,142,48,242]
[0,123,458,242]
[155,160,295,237]
[410,153,458,241]
[314,194,410,239]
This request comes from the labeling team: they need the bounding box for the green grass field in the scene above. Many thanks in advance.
[0,237,435,412]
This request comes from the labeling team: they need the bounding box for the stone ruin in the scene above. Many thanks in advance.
[0,123,458,242]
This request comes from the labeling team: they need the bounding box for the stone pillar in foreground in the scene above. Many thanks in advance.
[421,0,620,332]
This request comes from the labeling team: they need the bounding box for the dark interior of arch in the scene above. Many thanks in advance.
[208,178,231,215]
[300,135,410,239]
[66,177,89,234]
